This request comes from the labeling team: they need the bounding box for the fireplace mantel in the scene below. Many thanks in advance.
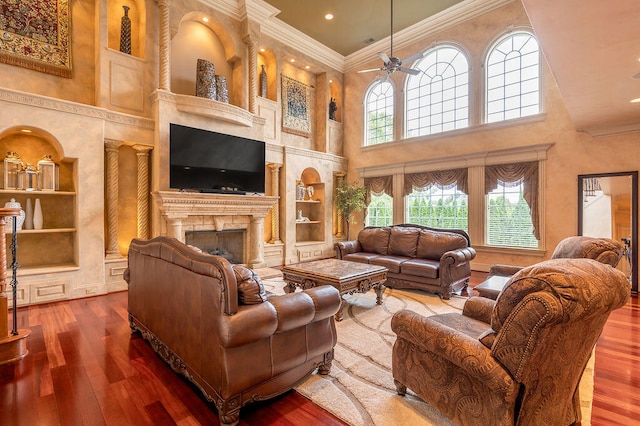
[152,191,278,268]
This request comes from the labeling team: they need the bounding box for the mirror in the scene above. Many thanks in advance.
[578,171,638,293]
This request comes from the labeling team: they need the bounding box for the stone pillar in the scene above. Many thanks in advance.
[157,0,172,91]
[166,216,186,242]
[249,216,265,268]
[133,145,153,239]
[268,163,282,244]
[244,34,258,114]
[105,140,124,258]
[335,172,346,238]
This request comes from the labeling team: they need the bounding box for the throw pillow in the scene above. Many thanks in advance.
[233,264,267,304]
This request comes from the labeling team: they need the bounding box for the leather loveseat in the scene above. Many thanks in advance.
[125,236,341,426]
[334,224,476,299]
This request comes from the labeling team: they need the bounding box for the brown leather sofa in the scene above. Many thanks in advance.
[334,224,476,299]
[392,258,630,426]
[125,236,341,426]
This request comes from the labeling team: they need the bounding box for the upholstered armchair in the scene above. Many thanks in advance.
[489,235,624,278]
[391,258,629,426]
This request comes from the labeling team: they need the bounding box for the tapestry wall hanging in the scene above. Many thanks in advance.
[0,0,72,78]
[281,75,311,137]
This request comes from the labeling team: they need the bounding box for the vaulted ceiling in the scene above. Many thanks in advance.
[262,0,640,136]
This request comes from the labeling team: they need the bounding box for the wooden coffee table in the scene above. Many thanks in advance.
[474,275,511,300]
[282,259,388,321]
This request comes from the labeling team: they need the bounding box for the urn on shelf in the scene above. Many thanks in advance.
[3,151,23,189]
[3,198,25,233]
[37,154,58,191]
[296,181,306,201]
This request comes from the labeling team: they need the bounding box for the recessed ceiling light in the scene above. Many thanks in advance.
[329,79,333,83]
[21,129,32,133]
[290,58,296,63]
[259,48,266,53]
[202,17,209,23]
[305,65,310,69]
[325,13,334,20]
[631,98,640,103]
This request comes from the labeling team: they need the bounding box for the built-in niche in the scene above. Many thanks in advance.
[296,168,325,243]
[108,0,146,58]
[328,78,342,123]
[258,48,277,102]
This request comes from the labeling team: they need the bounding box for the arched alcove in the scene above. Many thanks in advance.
[329,78,343,122]
[108,0,147,58]
[170,13,240,104]
[258,47,277,102]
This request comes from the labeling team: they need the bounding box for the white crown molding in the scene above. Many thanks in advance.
[260,16,345,73]
[241,0,280,23]
[581,121,640,138]
[199,0,243,21]
[345,0,515,72]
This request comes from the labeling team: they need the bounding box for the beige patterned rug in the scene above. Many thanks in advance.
[263,280,594,426]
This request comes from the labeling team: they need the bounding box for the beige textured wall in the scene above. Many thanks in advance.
[342,1,640,269]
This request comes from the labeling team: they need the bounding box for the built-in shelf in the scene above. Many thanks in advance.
[296,200,321,204]
[296,221,321,224]
[17,264,80,276]
[295,240,325,246]
[0,190,76,196]
[12,228,76,234]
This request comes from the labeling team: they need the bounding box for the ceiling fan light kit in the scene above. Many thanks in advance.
[358,0,424,77]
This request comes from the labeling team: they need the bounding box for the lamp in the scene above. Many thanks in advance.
[37,155,58,191]
[20,163,38,191]
[3,152,23,190]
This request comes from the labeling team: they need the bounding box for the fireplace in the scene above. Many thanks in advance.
[185,230,246,264]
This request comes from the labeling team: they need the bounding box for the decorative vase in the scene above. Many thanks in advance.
[260,64,267,98]
[25,198,33,230]
[296,181,306,201]
[33,198,43,230]
[3,198,25,233]
[215,75,229,103]
[307,186,314,200]
[196,59,217,99]
[119,5,132,54]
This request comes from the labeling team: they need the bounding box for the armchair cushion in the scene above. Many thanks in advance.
[233,264,267,304]
[551,235,624,266]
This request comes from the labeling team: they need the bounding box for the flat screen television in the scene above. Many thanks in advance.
[169,123,266,194]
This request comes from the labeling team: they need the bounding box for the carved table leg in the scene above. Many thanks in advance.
[374,284,385,305]
[283,281,297,293]
[335,298,345,322]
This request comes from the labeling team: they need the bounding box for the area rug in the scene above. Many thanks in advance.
[263,279,594,426]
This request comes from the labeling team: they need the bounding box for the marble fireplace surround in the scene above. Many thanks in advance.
[152,191,278,268]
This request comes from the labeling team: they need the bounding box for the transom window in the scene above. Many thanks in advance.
[365,81,394,145]
[486,32,540,123]
[406,185,468,231]
[366,193,393,226]
[486,180,538,248]
[405,46,469,137]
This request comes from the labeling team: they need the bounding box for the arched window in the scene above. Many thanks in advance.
[364,80,394,145]
[486,31,540,123]
[405,46,469,137]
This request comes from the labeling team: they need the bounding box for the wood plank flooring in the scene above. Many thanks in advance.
[1,273,638,425]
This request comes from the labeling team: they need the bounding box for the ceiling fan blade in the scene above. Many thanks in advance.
[378,52,391,64]
[398,67,420,75]
[401,51,425,65]
[358,67,384,73]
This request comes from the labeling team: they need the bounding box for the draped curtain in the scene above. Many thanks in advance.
[485,162,539,240]
[403,169,468,196]
[364,176,393,206]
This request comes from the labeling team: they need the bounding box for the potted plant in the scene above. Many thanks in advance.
[335,180,367,240]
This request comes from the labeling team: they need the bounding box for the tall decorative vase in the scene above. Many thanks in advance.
[215,75,229,103]
[25,198,33,230]
[119,6,132,54]
[33,198,43,230]
[196,59,217,99]
[260,64,267,98]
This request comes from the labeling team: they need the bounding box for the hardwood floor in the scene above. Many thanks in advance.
[1,273,638,425]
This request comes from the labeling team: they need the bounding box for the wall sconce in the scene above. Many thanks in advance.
[37,155,58,191]
[3,152,23,190]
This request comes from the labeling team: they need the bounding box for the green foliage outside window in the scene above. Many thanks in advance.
[487,195,537,247]
[367,111,393,145]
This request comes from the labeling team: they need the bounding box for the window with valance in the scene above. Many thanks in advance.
[364,176,393,226]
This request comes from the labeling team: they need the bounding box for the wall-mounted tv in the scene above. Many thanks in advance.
[170,123,266,194]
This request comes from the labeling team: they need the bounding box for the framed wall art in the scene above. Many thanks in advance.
[0,0,72,78]
[281,75,311,137]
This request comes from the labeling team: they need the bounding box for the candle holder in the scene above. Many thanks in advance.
[3,152,23,190]
[37,155,58,191]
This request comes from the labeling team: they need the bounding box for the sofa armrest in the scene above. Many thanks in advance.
[489,264,523,277]
[391,309,515,394]
[219,286,341,348]
[440,247,476,266]
[334,240,361,259]
[462,296,496,324]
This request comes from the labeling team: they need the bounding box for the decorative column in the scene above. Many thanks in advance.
[249,216,265,268]
[268,163,282,244]
[133,145,153,239]
[105,140,124,259]
[157,0,172,91]
[335,172,346,238]
[166,215,187,242]
[243,34,258,114]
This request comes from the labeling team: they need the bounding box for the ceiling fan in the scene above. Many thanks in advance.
[358,0,424,77]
